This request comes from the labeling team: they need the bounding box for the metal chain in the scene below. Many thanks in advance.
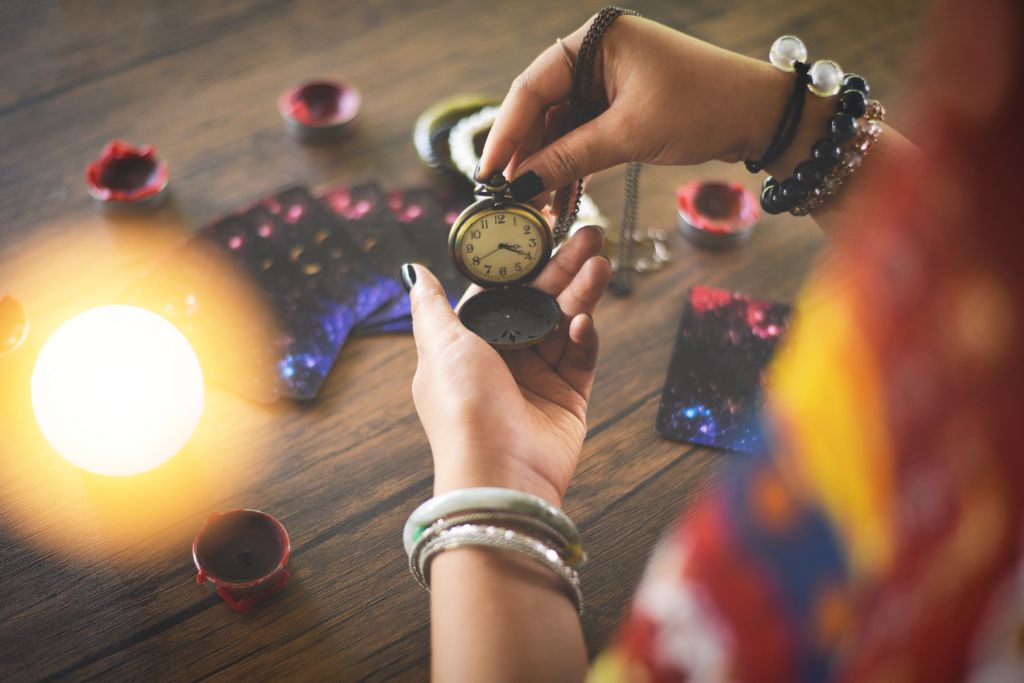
[553,6,641,296]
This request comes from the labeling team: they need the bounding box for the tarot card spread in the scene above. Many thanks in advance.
[655,286,792,454]
[126,186,402,401]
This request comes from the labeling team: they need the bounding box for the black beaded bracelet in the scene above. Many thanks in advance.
[760,73,872,215]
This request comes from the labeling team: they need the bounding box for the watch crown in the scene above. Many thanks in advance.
[478,172,509,195]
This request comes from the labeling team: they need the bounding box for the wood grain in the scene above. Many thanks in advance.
[0,0,922,679]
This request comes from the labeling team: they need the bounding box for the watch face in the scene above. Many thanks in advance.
[451,204,551,286]
[458,287,561,349]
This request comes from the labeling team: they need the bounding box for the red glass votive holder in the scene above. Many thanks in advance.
[85,140,169,208]
[278,79,361,144]
[676,180,760,249]
[0,295,28,358]
[193,509,291,613]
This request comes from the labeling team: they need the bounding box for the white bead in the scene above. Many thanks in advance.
[808,60,844,96]
[769,35,807,72]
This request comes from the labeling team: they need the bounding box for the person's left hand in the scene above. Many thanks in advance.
[407,226,611,506]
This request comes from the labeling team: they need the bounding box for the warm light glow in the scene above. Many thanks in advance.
[31,305,204,476]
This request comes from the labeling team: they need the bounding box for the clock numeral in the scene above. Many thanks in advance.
[525,252,533,260]
[472,257,480,265]
[528,237,537,247]
[522,225,531,235]
[495,213,506,224]
[480,219,488,229]
[466,243,474,253]
[484,265,492,274]
[471,229,481,239]
[499,266,508,276]
[514,262,522,272]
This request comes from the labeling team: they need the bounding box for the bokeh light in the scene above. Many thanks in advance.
[31,305,204,476]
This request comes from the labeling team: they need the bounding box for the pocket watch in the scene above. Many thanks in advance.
[449,173,560,349]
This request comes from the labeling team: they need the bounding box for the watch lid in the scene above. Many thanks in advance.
[676,180,760,249]
[458,286,561,350]
[85,140,169,207]
[278,79,361,143]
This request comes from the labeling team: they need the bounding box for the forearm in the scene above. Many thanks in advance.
[431,547,587,682]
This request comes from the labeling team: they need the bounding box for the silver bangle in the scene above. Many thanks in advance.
[409,510,585,572]
[414,523,584,614]
[403,487,581,557]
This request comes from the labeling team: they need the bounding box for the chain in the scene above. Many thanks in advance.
[553,6,641,296]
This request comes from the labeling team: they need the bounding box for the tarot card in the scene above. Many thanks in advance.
[654,286,792,453]
[355,186,471,333]
[126,186,400,401]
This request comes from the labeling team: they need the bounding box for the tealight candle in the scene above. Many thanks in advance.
[193,509,291,612]
[278,79,361,144]
[676,180,760,250]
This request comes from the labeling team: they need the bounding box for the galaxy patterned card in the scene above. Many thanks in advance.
[655,286,792,453]
[351,186,471,334]
[126,186,401,402]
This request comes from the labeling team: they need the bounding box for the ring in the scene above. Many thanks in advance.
[556,37,575,77]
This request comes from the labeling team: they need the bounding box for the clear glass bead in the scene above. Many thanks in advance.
[809,60,844,96]
[845,152,863,170]
[866,119,882,137]
[769,35,807,72]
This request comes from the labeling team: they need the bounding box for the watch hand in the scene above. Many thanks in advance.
[478,244,506,261]
[500,243,526,255]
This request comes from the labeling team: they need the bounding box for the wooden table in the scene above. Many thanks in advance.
[0,0,921,679]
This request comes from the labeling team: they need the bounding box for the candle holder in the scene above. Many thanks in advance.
[85,140,169,209]
[278,79,361,144]
[676,180,760,250]
[193,509,290,613]
[0,295,28,358]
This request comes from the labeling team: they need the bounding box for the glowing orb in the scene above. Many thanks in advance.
[31,305,204,476]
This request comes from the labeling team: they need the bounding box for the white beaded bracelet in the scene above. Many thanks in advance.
[769,35,844,97]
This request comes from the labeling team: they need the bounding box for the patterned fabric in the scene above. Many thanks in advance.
[590,1,1024,680]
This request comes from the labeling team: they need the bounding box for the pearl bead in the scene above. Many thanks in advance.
[808,60,844,97]
[769,35,807,72]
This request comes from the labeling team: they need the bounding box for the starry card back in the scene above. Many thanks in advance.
[256,186,401,397]
[354,186,471,333]
[655,286,792,453]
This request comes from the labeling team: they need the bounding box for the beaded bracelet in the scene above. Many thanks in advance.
[760,75,877,215]
[791,100,885,215]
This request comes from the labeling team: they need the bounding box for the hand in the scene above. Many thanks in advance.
[479,15,824,201]
[407,227,611,506]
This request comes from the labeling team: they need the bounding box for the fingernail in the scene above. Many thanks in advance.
[509,171,545,202]
[400,263,417,292]
[473,163,482,182]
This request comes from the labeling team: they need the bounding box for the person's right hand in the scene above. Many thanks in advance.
[479,15,801,203]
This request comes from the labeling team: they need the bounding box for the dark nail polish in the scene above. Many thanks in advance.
[509,171,545,202]
[473,163,482,182]
[400,263,417,292]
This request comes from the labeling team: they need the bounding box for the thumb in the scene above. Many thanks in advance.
[507,109,628,203]
[404,263,461,359]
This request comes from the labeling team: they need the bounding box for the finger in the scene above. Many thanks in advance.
[478,40,576,181]
[535,254,612,369]
[508,109,630,203]
[530,224,605,297]
[555,313,600,399]
[408,264,463,360]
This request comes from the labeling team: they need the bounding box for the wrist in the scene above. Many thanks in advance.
[433,459,564,508]
[740,59,838,178]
